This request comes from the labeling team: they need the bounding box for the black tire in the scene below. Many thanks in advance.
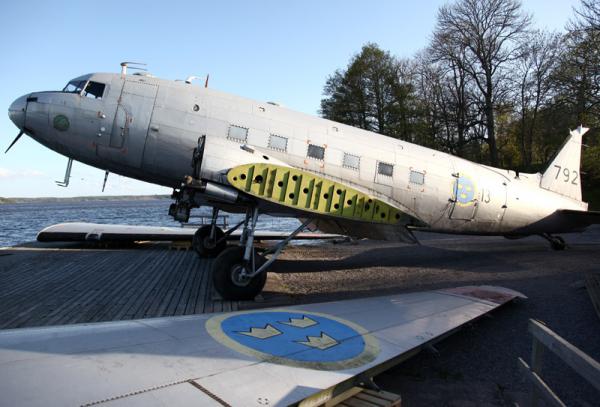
[192,225,226,257]
[212,246,267,300]
[550,236,566,251]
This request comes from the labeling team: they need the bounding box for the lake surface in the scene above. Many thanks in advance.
[0,199,300,247]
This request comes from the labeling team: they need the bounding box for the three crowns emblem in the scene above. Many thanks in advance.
[236,315,339,350]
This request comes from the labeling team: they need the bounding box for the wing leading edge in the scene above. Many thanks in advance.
[227,163,427,229]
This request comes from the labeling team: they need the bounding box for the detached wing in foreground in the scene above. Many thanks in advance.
[0,286,524,407]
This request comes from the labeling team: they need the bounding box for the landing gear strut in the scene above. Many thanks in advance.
[212,207,312,300]
[541,233,566,251]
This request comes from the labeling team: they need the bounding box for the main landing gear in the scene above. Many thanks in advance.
[208,207,312,300]
[540,233,566,251]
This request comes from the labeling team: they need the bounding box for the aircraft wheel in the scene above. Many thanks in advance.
[550,236,566,251]
[192,225,226,257]
[212,246,267,300]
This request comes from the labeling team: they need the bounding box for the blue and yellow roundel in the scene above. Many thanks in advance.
[206,309,379,370]
[455,176,476,206]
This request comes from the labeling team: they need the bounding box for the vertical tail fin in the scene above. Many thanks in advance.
[540,126,589,201]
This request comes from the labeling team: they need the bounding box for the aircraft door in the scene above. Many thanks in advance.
[449,172,479,220]
[97,78,158,168]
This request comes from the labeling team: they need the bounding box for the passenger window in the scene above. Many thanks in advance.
[228,125,248,143]
[83,81,106,99]
[410,170,425,185]
[62,80,86,94]
[343,153,360,170]
[307,144,325,160]
[377,162,394,177]
[268,134,287,151]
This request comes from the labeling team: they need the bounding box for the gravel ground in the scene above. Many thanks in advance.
[267,226,600,406]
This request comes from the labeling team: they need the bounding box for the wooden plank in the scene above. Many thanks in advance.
[518,357,566,407]
[339,398,373,407]
[321,387,363,407]
[0,246,249,329]
[354,391,400,406]
[585,272,600,320]
[529,319,600,391]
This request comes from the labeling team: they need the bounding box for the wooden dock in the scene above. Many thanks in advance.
[0,243,288,329]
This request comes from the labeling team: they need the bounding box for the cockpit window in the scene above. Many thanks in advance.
[63,80,86,94]
[82,81,105,99]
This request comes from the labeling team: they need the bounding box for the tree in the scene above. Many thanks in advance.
[432,0,531,166]
[427,29,484,158]
[512,30,562,167]
[553,0,600,126]
[320,43,417,140]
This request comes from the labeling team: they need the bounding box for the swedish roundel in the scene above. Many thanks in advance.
[455,176,476,205]
[206,309,380,370]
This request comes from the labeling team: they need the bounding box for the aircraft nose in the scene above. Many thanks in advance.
[8,94,28,129]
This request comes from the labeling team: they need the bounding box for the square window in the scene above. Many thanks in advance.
[268,134,288,151]
[343,153,360,170]
[377,162,394,177]
[307,144,325,160]
[83,81,106,99]
[228,125,248,143]
[410,170,425,185]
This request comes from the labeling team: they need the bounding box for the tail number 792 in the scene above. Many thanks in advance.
[554,165,579,185]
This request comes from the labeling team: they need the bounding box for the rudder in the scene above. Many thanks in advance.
[540,126,589,201]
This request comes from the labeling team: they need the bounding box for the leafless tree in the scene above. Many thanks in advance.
[513,30,562,167]
[432,0,531,165]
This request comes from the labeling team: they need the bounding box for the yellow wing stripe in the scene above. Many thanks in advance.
[227,163,411,225]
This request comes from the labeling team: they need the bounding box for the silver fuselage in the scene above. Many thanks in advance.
[8,72,587,236]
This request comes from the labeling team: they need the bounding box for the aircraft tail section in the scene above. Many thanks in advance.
[540,126,589,201]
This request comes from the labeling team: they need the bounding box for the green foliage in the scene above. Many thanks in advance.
[320,0,600,206]
[320,43,417,140]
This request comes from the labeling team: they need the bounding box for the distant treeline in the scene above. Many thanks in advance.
[0,195,170,204]
[320,0,600,205]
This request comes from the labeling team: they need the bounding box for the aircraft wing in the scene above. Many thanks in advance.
[0,286,524,407]
[557,209,600,226]
[36,222,342,242]
[227,163,427,242]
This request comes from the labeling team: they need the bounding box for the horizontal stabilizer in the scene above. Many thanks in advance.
[557,209,600,225]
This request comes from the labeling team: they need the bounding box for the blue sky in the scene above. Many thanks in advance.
[0,0,580,197]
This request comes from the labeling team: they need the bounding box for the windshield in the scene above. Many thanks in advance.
[62,80,86,94]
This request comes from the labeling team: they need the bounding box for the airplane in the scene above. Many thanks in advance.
[6,62,600,300]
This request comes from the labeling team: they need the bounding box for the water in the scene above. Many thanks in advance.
[0,198,300,247]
